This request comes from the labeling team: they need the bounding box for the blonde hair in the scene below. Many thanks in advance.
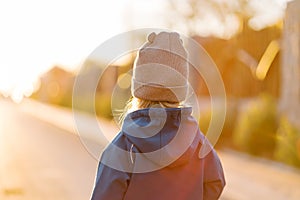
[119,97,184,125]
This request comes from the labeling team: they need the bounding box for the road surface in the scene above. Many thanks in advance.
[1,99,300,200]
[0,100,98,200]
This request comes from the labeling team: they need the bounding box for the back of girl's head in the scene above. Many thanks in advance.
[131,31,189,104]
[120,32,188,122]
[119,31,189,123]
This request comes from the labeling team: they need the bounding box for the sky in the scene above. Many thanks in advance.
[0,0,290,102]
[0,0,170,102]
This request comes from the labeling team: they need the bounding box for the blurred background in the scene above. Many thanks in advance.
[1,0,300,199]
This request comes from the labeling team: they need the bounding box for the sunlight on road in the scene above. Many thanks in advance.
[0,101,26,199]
[0,100,97,200]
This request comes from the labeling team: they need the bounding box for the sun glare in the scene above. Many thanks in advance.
[0,0,128,103]
[0,0,289,103]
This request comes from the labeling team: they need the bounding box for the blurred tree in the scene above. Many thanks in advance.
[167,0,285,38]
[275,117,300,168]
[168,0,249,37]
[233,94,278,157]
[167,0,282,98]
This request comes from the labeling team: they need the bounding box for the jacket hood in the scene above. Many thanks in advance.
[121,107,202,169]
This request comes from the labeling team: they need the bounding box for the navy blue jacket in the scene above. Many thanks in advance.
[91,107,225,200]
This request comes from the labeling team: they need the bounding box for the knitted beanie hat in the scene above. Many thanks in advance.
[132,31,188,102]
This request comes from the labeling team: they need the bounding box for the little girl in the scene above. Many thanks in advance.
[91,31,225,200]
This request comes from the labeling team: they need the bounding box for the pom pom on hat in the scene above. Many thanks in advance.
[132,31,189,103]
[147,32,156,43]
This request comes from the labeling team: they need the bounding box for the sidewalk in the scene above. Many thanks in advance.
[19,99,300,200]
[19,98,119,143]
[220,150,300,199]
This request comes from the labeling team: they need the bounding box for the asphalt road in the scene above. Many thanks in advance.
[1,99,300,200]
[0,100,98,200]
